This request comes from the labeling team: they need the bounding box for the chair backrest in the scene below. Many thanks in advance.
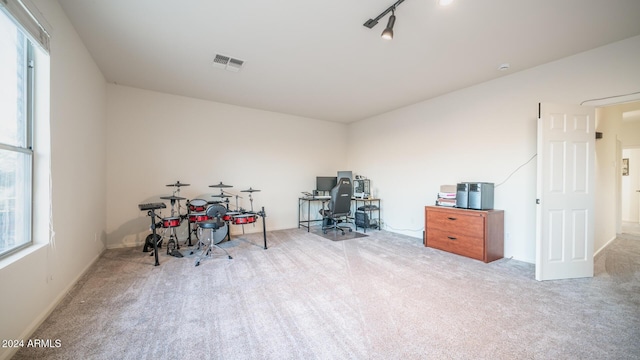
[330,177,352,217]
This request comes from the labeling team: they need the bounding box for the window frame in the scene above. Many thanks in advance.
[0,2,39,258]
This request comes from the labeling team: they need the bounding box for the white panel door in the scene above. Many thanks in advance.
[536,103,595,281]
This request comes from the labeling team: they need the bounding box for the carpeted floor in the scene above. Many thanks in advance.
[12,228,640,360]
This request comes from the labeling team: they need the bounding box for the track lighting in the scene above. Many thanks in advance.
[381,10,396,40]
[365,0,452,39]
[363,0,405,40]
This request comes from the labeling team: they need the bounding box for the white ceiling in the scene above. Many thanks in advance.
[57,0,640,123]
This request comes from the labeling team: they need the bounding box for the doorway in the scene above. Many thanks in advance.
[614,100,640,237]
[621,147,640,236]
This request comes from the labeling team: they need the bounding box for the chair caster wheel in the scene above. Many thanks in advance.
[349,228,353,232]
[195,261,200,266]
[228,256,233,259]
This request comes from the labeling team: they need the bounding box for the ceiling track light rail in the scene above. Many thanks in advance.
[363,0,405,30]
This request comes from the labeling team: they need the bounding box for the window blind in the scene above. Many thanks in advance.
[0,0,49,52]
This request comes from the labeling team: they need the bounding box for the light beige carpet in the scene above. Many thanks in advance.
[12,228,640,359]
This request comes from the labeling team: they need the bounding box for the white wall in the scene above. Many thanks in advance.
[105,85,348,248]
[619,111,640,147]
[348,35,640,263]
[0,1,107,359]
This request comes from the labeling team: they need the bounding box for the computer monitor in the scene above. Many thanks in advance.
[316,176,337,192]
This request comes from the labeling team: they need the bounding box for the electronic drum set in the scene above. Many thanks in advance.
[138,181,267,266]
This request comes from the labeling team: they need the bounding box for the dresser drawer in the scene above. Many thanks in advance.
[426,209,485,237]
[426,228,484,261]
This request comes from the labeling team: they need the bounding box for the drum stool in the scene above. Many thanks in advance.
[193,219,232,266]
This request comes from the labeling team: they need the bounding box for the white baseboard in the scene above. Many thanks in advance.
[594,235,617,259]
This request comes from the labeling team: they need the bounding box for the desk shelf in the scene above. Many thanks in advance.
[353,198,381,233]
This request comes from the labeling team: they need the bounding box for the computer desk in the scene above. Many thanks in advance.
[298,196,381,233]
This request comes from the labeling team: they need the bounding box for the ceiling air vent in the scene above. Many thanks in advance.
[213,54,245,72]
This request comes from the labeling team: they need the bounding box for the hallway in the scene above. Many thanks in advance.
[621,221,640,237]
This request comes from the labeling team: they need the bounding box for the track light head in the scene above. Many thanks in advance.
[365,1,403,39]
[381,12,396,40]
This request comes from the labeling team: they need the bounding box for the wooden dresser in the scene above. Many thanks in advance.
[424,206,504,263]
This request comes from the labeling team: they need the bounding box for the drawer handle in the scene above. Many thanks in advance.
[447,236,457,240]
[447,217,457,221]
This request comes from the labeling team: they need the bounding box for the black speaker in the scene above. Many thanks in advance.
[456,183,469,208]
[468,182,494,210]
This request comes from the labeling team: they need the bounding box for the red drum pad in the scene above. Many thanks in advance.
[231,214,257,225]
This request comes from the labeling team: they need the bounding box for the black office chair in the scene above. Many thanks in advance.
[319,177,353,235]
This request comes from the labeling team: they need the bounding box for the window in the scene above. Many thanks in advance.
[0,0,47,258]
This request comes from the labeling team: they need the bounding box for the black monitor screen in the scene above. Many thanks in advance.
[316,176,337,192]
